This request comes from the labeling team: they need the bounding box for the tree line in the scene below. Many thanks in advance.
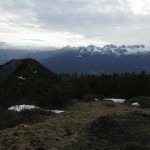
[51,71,150,105]
[1,70,150,108]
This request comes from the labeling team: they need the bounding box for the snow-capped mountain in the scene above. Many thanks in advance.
[1,44,150,74]
[41,44,150,74]
[61,44,150,56]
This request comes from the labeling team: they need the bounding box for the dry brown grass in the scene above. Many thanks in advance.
[0,101,149,150]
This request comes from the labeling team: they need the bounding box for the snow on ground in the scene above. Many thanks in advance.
[132,102,140,106]
[18,76,26,80]
[8,105,64,113]
[8,105,40,112]
[51,110,64,114]
[104,98,126,103]
[94,98,98,101]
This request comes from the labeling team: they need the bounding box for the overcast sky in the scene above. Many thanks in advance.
[0,0,150,48]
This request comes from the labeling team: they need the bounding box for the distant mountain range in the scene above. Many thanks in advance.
[1,44,150,74]
[0,49,29,64]
[40,44,150,74]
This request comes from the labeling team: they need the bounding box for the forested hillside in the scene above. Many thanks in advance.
[0,59,150,109]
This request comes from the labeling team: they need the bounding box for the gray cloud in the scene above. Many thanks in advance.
[0,41,6,45]
[23,39,45,42]
[0,0,150,46]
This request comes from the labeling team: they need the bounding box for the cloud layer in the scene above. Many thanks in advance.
[0,0,150,47]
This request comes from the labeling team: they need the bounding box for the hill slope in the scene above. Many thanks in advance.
[0,59,23,82]
[0,58,59,108]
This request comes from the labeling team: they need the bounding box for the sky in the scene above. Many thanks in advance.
[0,0,150,48]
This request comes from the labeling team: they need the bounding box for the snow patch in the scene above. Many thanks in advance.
[94,98,98,101]
[8,105,65,114]
[51,110,64,114]
[8,105,39,112]
[18,76,26,80]
[104,98,126,103]
[132,102,140,106]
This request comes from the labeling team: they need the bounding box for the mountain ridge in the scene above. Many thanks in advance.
[1,44,150,74]
[58,44,150,56]
[41,47,150,74]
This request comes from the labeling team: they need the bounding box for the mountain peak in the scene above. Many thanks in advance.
[60,44,149,56]
[103,44,117,49]
[0,58,55,82]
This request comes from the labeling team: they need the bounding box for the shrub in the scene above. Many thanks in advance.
[128,96,150,108]
[83,94,104,102]
[0,108,52,130]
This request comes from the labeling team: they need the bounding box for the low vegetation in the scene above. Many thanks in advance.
[71,112,150,150]
[0,100,149,149]
[127,96,150,108]
[0,107,52,130]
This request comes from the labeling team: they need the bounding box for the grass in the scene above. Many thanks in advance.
[127,96,150,108]
[0,100,149,149]
[0,108,52,130]
[71,111,150,150]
